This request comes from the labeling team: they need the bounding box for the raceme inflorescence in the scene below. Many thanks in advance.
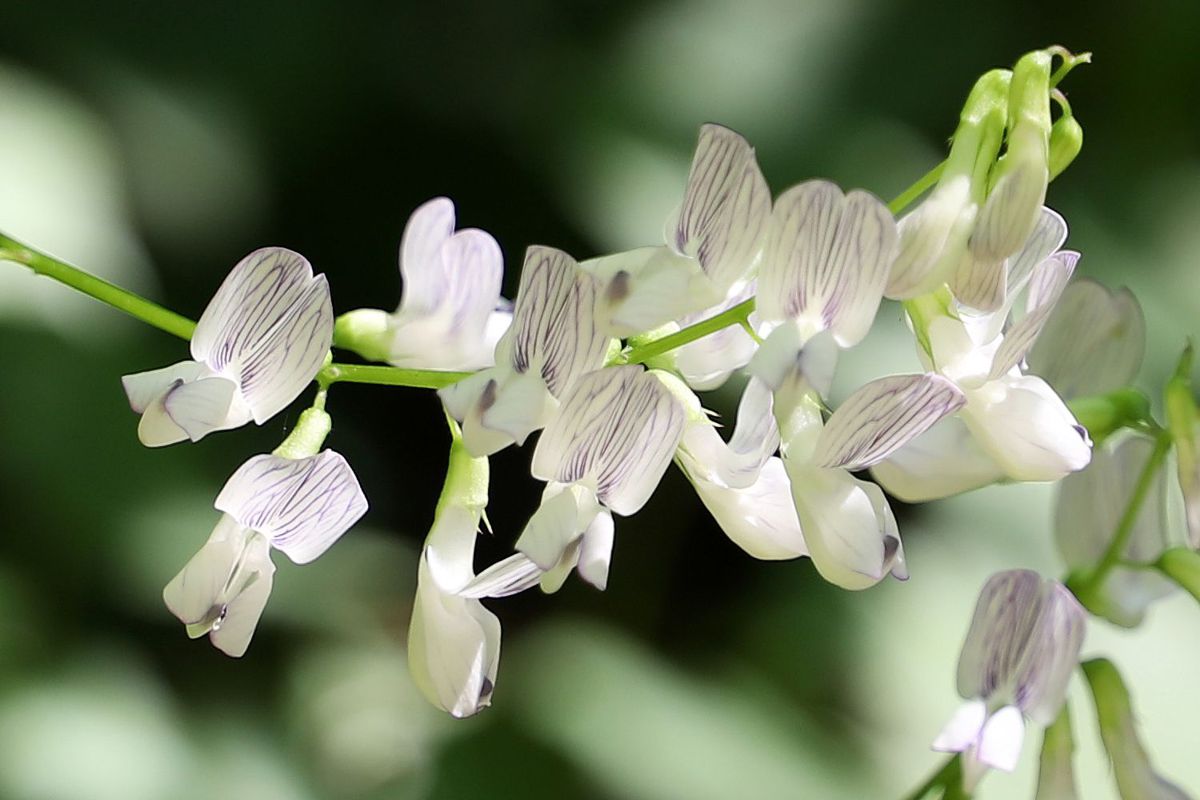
[3,46,1197,800]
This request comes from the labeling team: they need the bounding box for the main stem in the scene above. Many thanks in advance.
[901,754,963,800]
[0,232,197,341]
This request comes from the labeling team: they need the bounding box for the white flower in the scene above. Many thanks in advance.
[513,366,686,590]
[407,421,542,718]
[675,378,807,560]
[1056,434,1175,627]
[780,373,963,589]
[933,570,1085,793]
[163,449,368,657]
[439,246,611,457]
[582,124,770,337]
[334,197,511,370]
[873,238,1091,501]
[122,247,332,447]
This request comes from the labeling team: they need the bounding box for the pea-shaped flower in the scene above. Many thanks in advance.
[334,197,512,370]
[933,570,1085,792]
[122,248,333,447]
[163,448,368,657]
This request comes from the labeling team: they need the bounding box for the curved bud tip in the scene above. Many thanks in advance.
[332,308,393,362]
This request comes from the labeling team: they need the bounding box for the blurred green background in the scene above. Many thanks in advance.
[1,1,1198,798]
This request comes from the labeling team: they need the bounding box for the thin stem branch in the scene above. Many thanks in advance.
[0,232,197,341]
[318,362,468,390]
[1079,431,1171,592]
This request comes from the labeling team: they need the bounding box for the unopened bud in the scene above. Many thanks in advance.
[1048,113,1083,180]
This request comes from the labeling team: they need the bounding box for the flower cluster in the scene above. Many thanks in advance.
[78,43,1198,798]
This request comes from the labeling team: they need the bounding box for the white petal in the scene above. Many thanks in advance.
[717,377,782,489]
[976,705,1026,773]
[531,366,685,516]
[515,483,599,571]
[810,373,965,471]
[479,367,558,449]
[784,463,901,590]
[161,375,241,442]
[1016,583,1086,725]
[1026,279,1145,399]
[507,246,610,396]
[670,123,771,293]
[757,180,897,347]
[964,375,1091,482]
[215,450,368,565]
[987,251,1078,380]
[191,247,333,423]
[680,441,807,560]
[408,555,500,718]
[577,508,615,591]
[121,360,207,413]
[208,558,275,658]
[950,247,1009,314]
[136,393,188,448]
[957,569,1045,702]
[459,553,544,599]
[932,698,988,753]
[1006,206,1068,297]
[674,284,759,391]
[870,417,1005,502]
[748,322,837,398]
[583,246,709,338]
[398,197,457,316]
[970,159,1048,268]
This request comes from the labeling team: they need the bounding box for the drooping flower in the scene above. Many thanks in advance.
[123,247,332,447]
[513,365,686,590]
[333,197,511,370]
[163,444,368,657]
[582,123,770,337]
[439,245,611,457]
[873,238,1091,501]
[1082,658,1192,800]
[933,570,1086,792]
[407,420,541,718]
[1055,433,1175,627]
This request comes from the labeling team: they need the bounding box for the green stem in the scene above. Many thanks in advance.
[318,362,468,390]
[901,754,963,800]
[1076,431,1171,594]
[0,232,197,341]
[624,299,755,365]
[888,162,945,215]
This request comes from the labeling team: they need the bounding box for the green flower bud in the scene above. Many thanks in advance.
[1048,113,1083,180]
[273,407,333,459]
[333,308,394,363]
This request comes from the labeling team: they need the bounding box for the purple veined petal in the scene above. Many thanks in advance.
[932,698,988,754]
[869,417,1005,503]
[975,705,1026,773]
[121,360,208,413]
[408,555,501,718]
[235,275,333,423]
[757,180,897,347]
[1014,583,1086,725]
[784,462,902,590]
[950,247,1009,313]
[964,374,1092,482]
[530,366,686,516]
[716,377,782,489]
[433,229,505,338]
[215,450,368,565]
[956,569,1046,703]
[161,375,241,442]
[191,249,332,421]
[508,246,610,397]
[969,159,1049,271]
[398,197,457,316]
[1055,434,1174,627]
[987,251,1079,380]
[671,123,771,293]
[458,553,545,599]
[1006,206,1068,298]
[810,373,966,471]
[1027,279,1145,399]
